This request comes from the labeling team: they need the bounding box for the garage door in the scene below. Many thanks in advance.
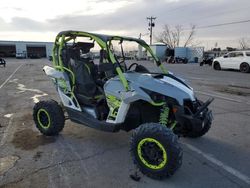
[0,45,16,57]
[27,46,46,58]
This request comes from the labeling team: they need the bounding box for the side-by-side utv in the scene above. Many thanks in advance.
[33,30,213,179]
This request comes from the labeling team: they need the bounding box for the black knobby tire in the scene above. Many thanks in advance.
[186,121,211,138]
[130,123,182,179]
[240,62,250,73]
[33,100,65,136]
[186,100,212,138]
[214,62,221,70]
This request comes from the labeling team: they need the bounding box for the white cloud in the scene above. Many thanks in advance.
[0,0,250,49]
[0,0,133,22]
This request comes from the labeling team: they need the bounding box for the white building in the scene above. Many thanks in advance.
[149,44,168,60]
[175,47,204,63]
[0,40,54,58]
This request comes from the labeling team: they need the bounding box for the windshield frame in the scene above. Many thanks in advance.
[106,36,168,74]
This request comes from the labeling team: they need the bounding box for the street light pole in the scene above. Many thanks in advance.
[147,16,156,45]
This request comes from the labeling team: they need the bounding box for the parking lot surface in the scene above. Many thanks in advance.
[0,59,250,188]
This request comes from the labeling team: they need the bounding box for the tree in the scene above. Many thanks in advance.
[156,24,196,48]
[238,37,250,50]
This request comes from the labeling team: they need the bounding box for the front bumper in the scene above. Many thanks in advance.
[175,98,214,133]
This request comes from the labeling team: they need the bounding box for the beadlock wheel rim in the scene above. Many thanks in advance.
[37,109,51,129]
[137,138,167,170]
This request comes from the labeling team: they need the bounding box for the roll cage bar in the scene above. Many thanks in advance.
[52,30,168,91]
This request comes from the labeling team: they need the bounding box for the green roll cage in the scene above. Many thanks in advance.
[52,30,168,92]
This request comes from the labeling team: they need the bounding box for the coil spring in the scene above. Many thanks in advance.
[159,104,169,126]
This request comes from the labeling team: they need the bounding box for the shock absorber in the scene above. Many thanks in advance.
[159,103,169,126]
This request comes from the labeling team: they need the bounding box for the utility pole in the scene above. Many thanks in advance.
[147,16,156,45]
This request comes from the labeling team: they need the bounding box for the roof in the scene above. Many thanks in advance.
[57,30,147,45]
[150,43,166,46]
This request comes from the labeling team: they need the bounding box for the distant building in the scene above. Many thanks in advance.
[149,44,168,61]
[147,44,205,63]
[175,47,204,63]
[0,40,53,58]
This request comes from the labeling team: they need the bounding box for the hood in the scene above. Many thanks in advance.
[125,72,196,105]
[213,56,223,61]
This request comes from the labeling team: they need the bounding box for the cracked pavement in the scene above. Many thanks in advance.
[0,59,250,188]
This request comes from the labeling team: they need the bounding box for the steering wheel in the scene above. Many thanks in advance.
[128,63,150,73]
[128,63,139,70]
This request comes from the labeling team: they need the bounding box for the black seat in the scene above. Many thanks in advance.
[66,44,103,105]
[98,49,116,80]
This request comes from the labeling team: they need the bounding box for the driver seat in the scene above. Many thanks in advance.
[68,44,104,106]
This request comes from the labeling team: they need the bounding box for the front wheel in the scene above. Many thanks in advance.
[240,62,250,73]
[186,121,211,138]
[186,100,212,138]
[33,100,65,136]
[213,62,221,70]
[130,123,182,179]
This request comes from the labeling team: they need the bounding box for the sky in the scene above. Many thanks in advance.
[0,0,250,49]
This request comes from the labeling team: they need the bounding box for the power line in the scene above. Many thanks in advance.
[153,1,201,23]
[182,19,250,31]
[185,5,250,24]
[196,19,250,29]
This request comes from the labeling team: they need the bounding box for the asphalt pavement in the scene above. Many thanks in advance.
[0,59,250,188]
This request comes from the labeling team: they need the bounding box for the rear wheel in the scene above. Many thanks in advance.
[240,62,250,73]
[130,123,182,179]
[33,100,65,136]
[213,62,221,70]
